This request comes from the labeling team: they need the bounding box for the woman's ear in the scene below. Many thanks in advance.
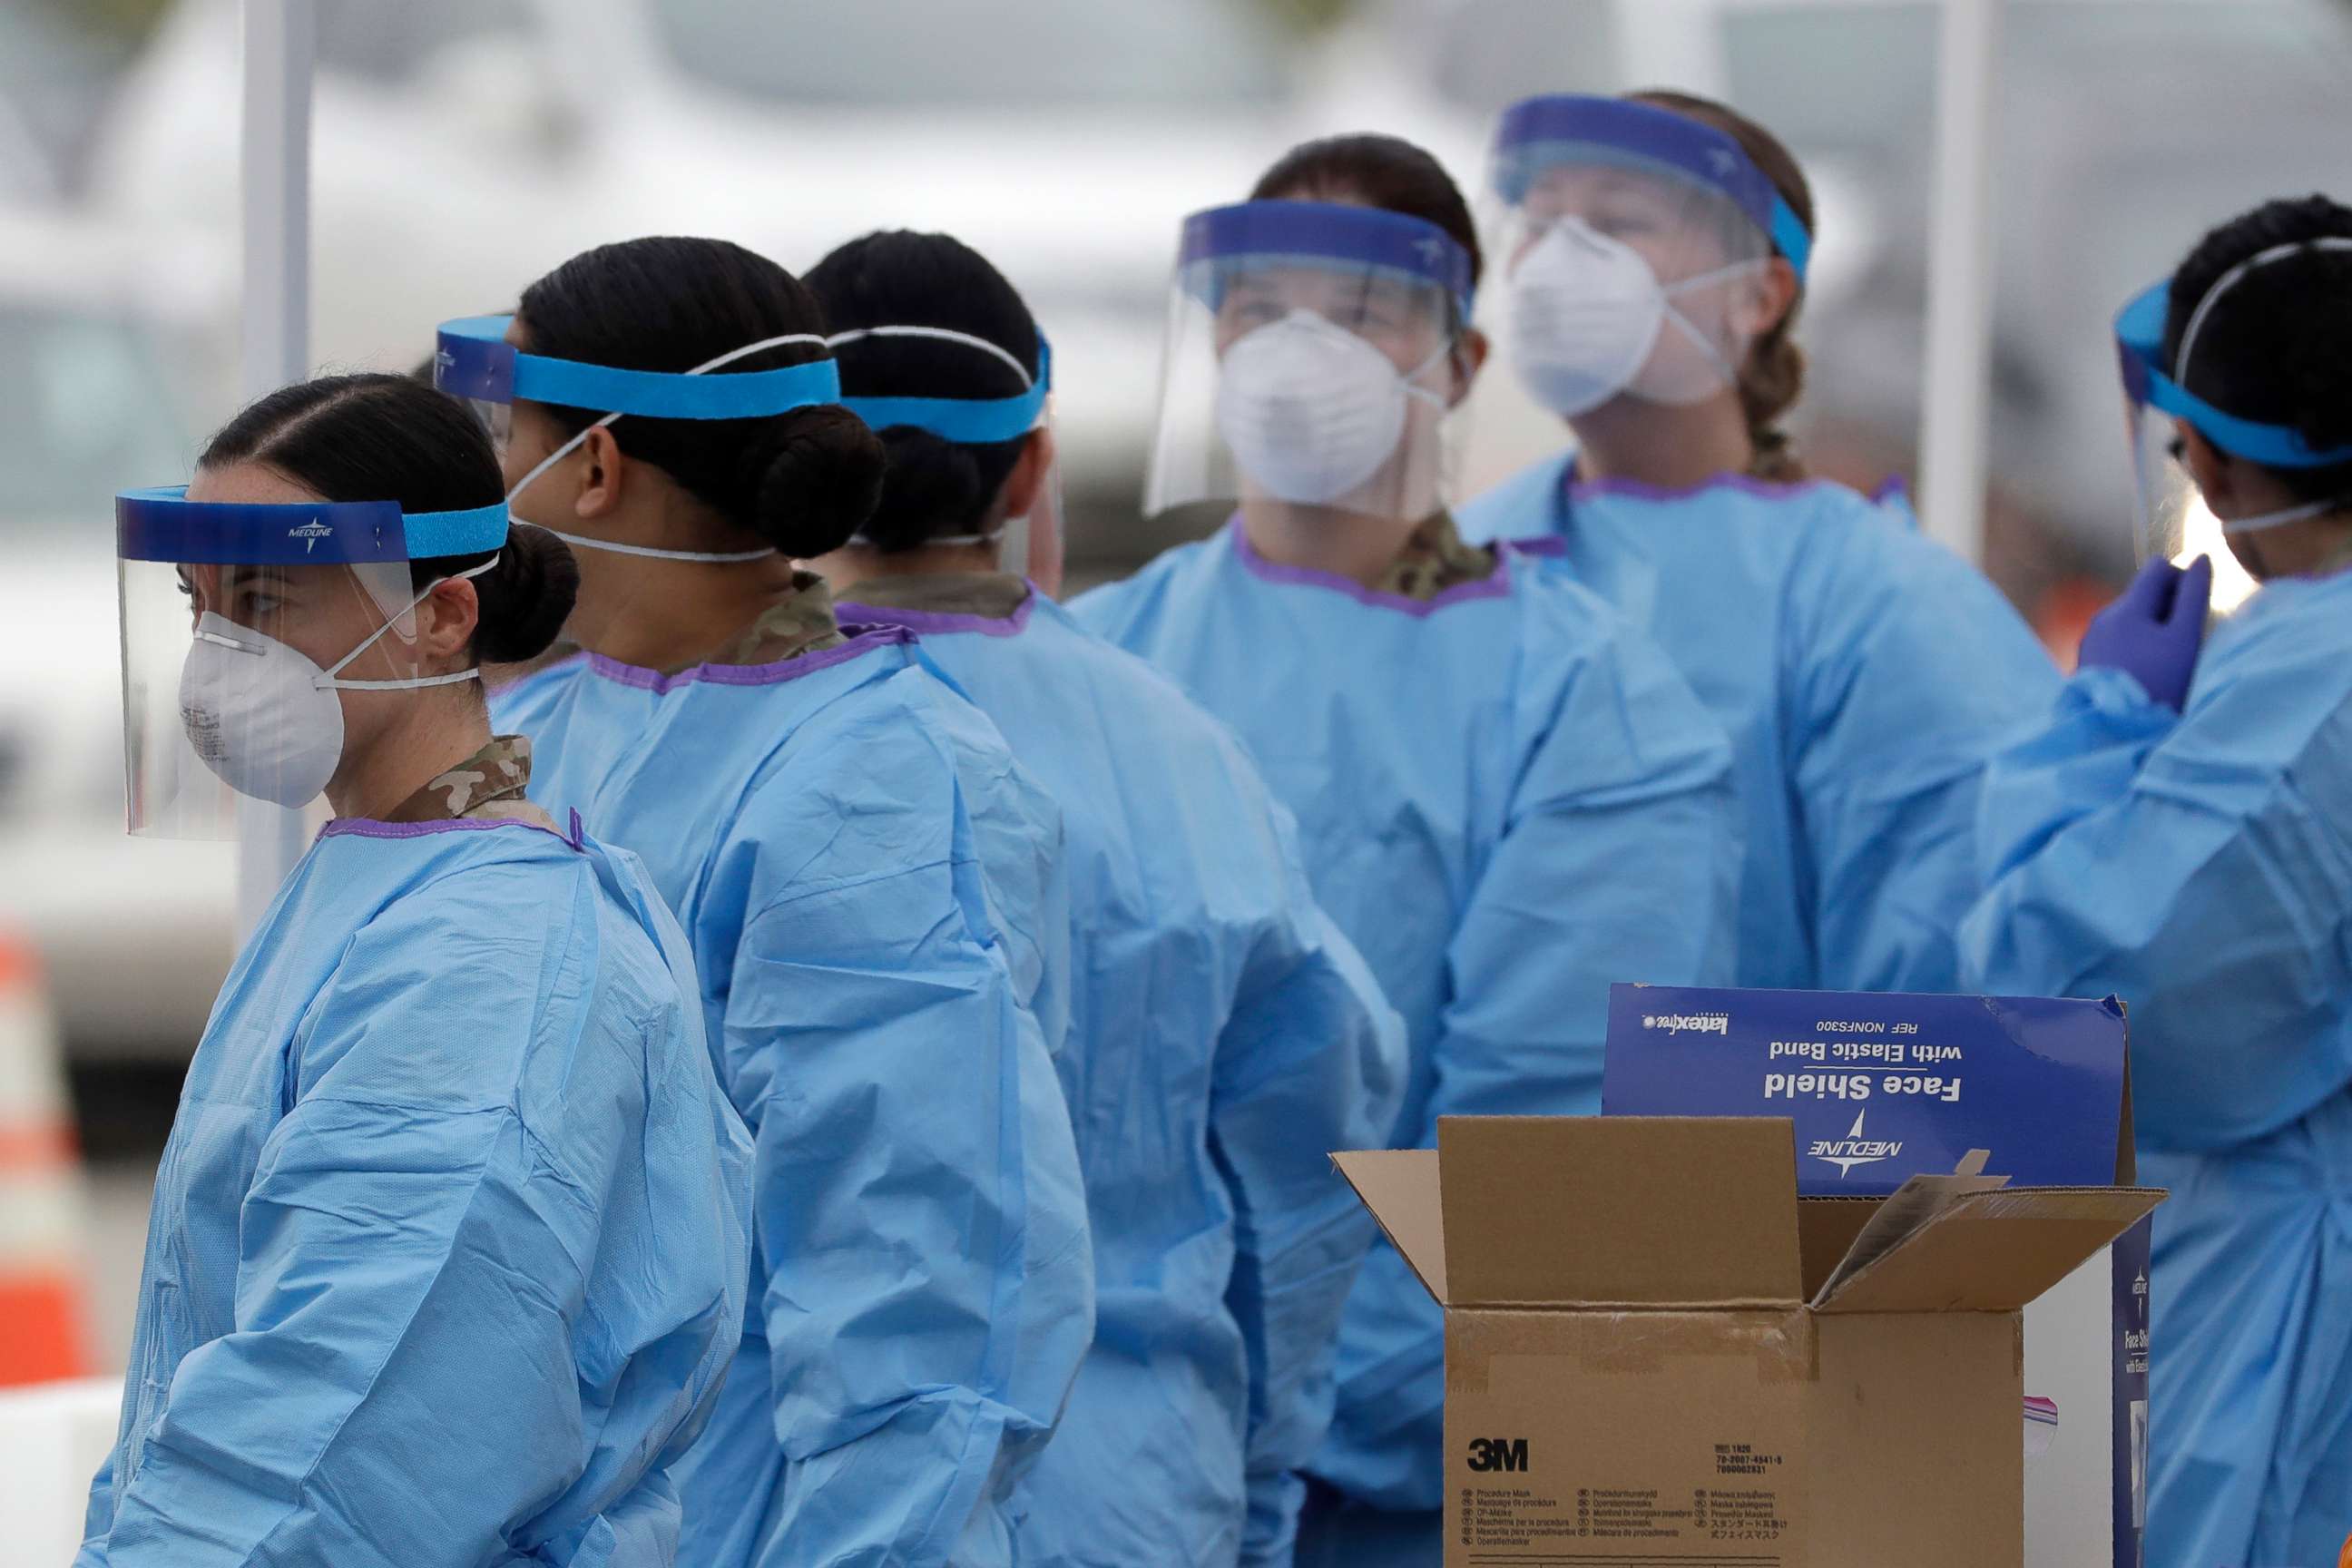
[1448,328,1490,409]
[573,426,627,520]
[1002,426,1055,522]
[1732,257,1801,338]
[419,575,482,664]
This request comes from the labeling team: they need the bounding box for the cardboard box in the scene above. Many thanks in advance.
[1601,985,2156,1568]
[1335,1116,2162,1568]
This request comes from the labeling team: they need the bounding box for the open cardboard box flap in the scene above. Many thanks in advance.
[1811,1185,2164,1313]
[1333,1116,2161,1315]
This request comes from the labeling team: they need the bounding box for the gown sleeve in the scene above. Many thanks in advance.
[1338,602,1742,1508]
[1791,518,2063,992]
[90,866,642,1567]
[1208,782,1408,1566]
[1959,651,2352,1151]
[718,714,1094,1568]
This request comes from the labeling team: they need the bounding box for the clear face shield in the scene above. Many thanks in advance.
[1144,200,1477,525]
[116,487,506,838]
[1482,94,1811,418]
[433,313,846,565]
[2113,243,2352,567]
[831,326,1063,587]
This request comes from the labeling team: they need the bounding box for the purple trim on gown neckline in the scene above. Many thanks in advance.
[583,625,911,695]
[318,810,580,848]
[835,584,1038,639]
[1227,518,1512,617]
[1564,468,1844,505]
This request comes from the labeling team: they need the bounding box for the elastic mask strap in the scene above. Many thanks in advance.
[505,331,835,564]
[1653,259,1769,387]
[845,528,1004,550]
[2220,495,2342,535]
[1402,334,1461,412]
[318,555,498,691]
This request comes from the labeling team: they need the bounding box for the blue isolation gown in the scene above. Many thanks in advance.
[1073,520,1740,1553]
[79,815,750,1567]
[495,629,1092,1568]
[835,579,1408,1568]
[1958,566,2352,1568]
[1460,458,2060,992]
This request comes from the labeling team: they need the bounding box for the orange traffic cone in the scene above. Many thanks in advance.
[0,935,93,1385]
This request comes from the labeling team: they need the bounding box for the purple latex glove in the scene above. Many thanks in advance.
[2077,554,2215,711]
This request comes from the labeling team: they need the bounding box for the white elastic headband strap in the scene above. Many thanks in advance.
[2174,237,2352,393]
[318,554,499,690]
[825,324,1035,387]
[506,331,836,563]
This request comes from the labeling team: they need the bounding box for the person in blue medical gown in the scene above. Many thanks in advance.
[1071,136,1741,1567]
[801,227,1409,1568]
[83,374,750,1567]
[1960,195,2352,1568]
[1456,90,2058,993]
[436,237,1093,1568]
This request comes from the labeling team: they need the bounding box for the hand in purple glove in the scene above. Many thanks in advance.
[2076,554,2215,711]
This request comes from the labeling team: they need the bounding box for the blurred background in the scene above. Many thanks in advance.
[5,0,2352,1375]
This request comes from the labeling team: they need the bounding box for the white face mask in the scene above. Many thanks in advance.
[177,563,493,808]
[1506,218,1761,416]
[1213,309,1449,506]
[505,331,834,564]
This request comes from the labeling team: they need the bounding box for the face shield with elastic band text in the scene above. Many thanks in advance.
[831,326,1063,584]
[1483,94,1810,417]
[2113,240,2352,565]
[117,485,506,838]
[1145,200,1476,525]
[433,313,844,564]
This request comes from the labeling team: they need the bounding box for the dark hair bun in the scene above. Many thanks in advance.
[862,426,991,553]
[471,525,580,664]
[738,404,886,558]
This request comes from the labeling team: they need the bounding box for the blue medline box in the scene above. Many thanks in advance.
[1603,985,2155,1568]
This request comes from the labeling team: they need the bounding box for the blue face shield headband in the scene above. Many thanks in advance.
[117,486,508,564]
[828,326,1052,446]
[827,324,1054,550]
[1178,200,1478,326]
[435,314,843,421]
[436,314,848,563]
[2114,243,2352,472]
[1490,94,1813,284]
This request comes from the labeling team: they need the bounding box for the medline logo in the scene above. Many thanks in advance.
[1644,1011,1729,1035]
[1808,1110,1903,1178]
[289,518,334,553]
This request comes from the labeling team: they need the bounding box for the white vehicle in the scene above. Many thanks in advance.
[87,0,1327,559]
[0,202,237,1061]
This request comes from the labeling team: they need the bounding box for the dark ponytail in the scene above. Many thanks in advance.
[1629,90,1815,483]
[200,372,578,664]
[2162,194,2352,505]
[804,230,1041,553]
[516,236,885,557]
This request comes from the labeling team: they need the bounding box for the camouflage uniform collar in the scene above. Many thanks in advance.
[382,734,556,829]
[834,571,1031,621]
[720,571,850,665]
[1369,511,1500,602]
